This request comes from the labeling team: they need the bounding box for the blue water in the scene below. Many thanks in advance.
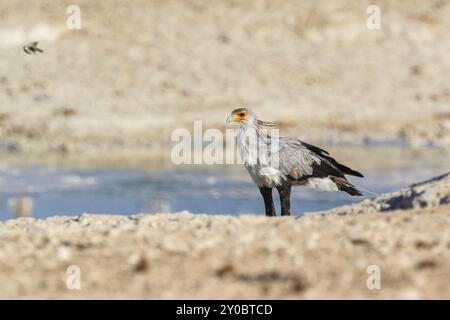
[0,162,447,220]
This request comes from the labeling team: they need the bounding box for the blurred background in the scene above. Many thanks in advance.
[0,0,449,219]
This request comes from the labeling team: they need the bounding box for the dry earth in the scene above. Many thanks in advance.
[0,0,449,300]
[0,174,449,299]
[0,0,450,162]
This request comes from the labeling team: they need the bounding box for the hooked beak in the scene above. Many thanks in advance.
[226,114,236,124]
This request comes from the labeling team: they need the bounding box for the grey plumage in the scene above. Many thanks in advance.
[227,107,364,216]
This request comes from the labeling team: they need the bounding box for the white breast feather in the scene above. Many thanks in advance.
[306,177,339,192]
[258,167,282,185]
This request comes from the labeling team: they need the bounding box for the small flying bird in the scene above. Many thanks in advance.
[226,108,364,216]
[23,42,44,55]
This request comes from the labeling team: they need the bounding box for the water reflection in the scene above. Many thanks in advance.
[0,149,448,220]
[8,197,34,218]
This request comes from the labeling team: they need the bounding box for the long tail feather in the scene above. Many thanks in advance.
[330,176,362,196]
[356,186,379,197]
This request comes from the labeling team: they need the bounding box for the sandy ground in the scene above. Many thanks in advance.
[0,0,450,162]
[0,174,449,299]
[0,0,449,300]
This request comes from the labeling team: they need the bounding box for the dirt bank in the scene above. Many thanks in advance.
[0,174,449,299]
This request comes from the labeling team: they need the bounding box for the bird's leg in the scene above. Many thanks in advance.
[259,187,276,217]
[276,185,291,216]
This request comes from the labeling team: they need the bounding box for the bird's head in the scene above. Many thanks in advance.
[226,108,276,128]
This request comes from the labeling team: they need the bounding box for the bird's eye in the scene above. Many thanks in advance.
[238,112,246,117]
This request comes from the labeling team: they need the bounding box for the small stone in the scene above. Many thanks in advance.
[57,246,72,261]
[128,254,149,272]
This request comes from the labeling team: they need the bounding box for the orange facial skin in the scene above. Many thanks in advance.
[231,108,248,121]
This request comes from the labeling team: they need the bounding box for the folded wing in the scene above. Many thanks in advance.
[278,138,363,195]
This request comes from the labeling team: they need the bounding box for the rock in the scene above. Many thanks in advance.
[317,172,450,216]
[56,246,72,261]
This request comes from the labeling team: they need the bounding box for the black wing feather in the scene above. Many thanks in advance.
[301,141,364,178]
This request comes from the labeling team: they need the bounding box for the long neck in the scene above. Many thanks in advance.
[237,122,271,166]
[238,122,269,141]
